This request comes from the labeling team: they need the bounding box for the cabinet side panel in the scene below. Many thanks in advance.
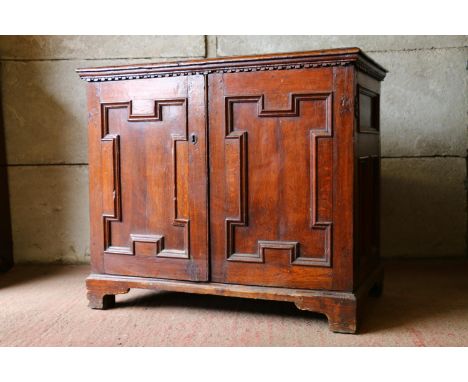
[355,71,382,286]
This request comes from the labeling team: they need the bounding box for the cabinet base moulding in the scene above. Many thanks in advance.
[86,265,383,334]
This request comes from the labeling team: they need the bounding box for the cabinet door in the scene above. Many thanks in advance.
[209,68,354,290]
[88,76,208,281]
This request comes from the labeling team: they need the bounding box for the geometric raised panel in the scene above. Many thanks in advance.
[357,155,380,274]
[358,86,380,134]
[100,99,189,259]
[224,93,333,267]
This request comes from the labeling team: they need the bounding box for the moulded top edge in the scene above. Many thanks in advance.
[76,47,388,82]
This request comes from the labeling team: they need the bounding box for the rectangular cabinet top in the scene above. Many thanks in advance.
[76,47,387,82]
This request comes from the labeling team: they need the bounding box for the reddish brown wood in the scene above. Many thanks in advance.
[86,75,209,281]
[209,68,336,289]
[354,71,382,285]
[86,264,383,333]
[79,48,387,333]
[76,47,386,82]
[87,283,130,309]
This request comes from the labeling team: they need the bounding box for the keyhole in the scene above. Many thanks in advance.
[190,133,198,145]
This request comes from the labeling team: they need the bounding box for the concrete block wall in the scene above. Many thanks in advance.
[0,35,466,263]
[0,36,206,263]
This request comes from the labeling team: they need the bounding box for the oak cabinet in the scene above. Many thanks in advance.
[78,48,387,333]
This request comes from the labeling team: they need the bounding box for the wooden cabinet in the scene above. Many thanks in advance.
[78,48,387,333]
